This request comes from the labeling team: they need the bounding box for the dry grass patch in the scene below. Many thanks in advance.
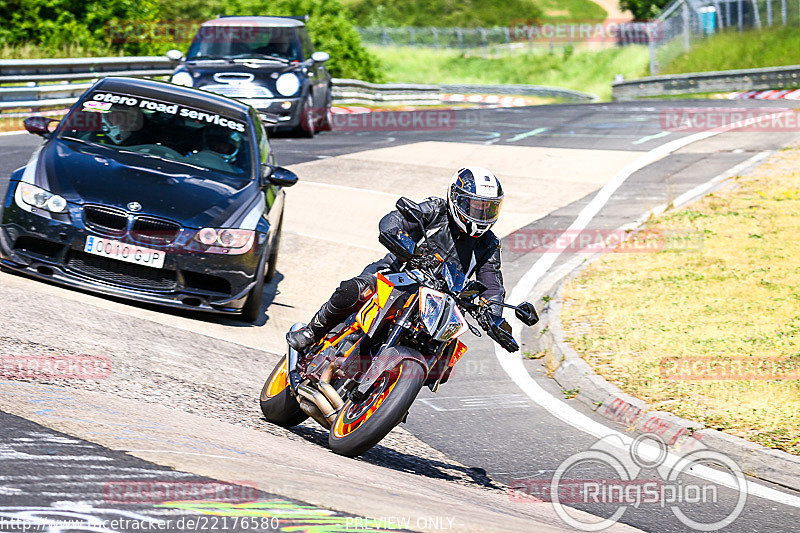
[562,145,800,455]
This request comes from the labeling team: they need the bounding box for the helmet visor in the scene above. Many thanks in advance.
[455,194,503,223]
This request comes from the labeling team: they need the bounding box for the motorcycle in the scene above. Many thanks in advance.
[260,198,539,457]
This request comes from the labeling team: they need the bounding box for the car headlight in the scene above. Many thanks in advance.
[275,73,300,97]
[194,228,255,252]
[18,183,68,213]
[171,71,194,87]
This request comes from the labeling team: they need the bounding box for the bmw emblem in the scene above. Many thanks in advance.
[128,202,142,212]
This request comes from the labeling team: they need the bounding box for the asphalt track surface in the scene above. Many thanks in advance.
[1,100,799,532]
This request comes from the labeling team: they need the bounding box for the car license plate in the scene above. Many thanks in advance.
[84,236,165,269]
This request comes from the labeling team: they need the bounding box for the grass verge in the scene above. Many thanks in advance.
[561,145,800,455]
[370,45,649,100]
[663,26,800,74]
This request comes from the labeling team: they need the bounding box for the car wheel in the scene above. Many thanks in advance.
[241,257,266,323]
[319,88,333,132]
[265,214,282,283]
[296,94,315,138]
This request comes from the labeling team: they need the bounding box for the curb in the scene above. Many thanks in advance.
[525,214,800,494]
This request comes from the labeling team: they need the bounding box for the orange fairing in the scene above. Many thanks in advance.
[376,272,395,307]
[448,340,469,367]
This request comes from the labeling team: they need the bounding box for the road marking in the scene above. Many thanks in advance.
[419,394,532,412]
[507,128,547,143]
[495,112,800,508]
[0,130,27,136]
[632,131,671,145]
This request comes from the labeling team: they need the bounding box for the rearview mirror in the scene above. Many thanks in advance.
[311,51,330,63]
[166,49,184,61]
[24,116,58,137]
[515,302,539,327]
[261,165,298,188]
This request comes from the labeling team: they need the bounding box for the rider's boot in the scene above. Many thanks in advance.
[286,276,375,352]
[286,300,351,352]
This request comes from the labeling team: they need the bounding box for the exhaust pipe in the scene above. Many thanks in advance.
[298,398,331,429]
[297,384,337,427]
[319,359,345,410]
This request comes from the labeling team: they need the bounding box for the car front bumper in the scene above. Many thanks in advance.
[0,197,264,315]
[239,97,303,128]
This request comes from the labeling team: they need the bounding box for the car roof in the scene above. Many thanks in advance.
[91,77,252,122]
[201,16,305,28]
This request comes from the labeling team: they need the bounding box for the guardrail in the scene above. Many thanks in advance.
[442,83,597,102]
[612,64,800,100]
[330,78,441,106]
[0,56,176,110]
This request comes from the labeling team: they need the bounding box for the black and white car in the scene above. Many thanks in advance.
[168,16,333,137]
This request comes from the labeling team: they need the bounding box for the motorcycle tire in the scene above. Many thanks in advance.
[260,356,308,427]
[328,359,425,457]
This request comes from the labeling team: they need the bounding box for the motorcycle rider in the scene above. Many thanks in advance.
[287,166,507,352]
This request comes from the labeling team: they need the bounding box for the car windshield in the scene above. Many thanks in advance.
[58,91,252,177]
[186,25,303,62]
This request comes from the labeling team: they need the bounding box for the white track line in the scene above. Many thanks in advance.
[495,116,800,507]
[0,130,27,137]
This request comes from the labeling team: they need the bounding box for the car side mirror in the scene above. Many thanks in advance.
[24,116,58,137]
[261,165,298,188]
[515,302,539,327]
[166,49,184,61]
[311,51,330,63]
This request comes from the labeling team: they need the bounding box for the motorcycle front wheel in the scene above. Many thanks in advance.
[328,359,425,457]
[260,355,308,427]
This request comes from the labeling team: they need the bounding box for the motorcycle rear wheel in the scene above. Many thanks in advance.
[260,356,308,427]
[328,359,424,457]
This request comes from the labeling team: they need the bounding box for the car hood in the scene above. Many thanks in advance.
[36,139,261,230]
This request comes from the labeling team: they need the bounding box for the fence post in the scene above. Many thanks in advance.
[432,27,439,49]
[382,28,388,46]
[648,25,657,75]
[713,1,725,28]
[781,0,787,24]
[409,27,415,46]
[480,28,488,57]
[767,0,773,25]
[456,27,464,51]
[682,1,691,51]
[751,0,762,27]
[738,0,743,29]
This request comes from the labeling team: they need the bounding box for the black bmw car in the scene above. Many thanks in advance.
[168,16,333,137]
[0,76,298,322]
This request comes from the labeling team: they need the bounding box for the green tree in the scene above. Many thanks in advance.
[619,0,671,20]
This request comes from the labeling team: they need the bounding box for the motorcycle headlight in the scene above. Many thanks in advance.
[18,183,68,213]
[193,228,255,252]
[275,73,300,97]
[171,71,193,87]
